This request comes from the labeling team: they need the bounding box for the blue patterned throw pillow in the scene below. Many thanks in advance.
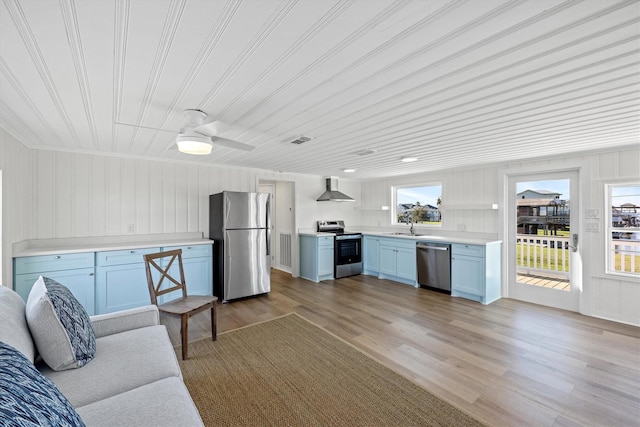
[0,341,86,426]
[25,276,96,371]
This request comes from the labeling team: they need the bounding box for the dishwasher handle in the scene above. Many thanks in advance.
[416,243,449,251]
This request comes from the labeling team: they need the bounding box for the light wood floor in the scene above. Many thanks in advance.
[517,273,570,291]
[162,270,640,427]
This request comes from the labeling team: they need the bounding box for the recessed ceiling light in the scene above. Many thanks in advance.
[401,156,418,162]
[343,168,356,173]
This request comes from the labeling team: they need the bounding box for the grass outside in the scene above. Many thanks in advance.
[517,243,640,273]
[516,244,570,272]
[612,253,640,273]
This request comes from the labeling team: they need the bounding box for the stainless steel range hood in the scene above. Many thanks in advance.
[317,177,354,202]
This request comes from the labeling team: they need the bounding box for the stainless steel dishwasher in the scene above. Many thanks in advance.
[416,241,451,294]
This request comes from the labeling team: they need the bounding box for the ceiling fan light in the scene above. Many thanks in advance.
[176,134,212,155]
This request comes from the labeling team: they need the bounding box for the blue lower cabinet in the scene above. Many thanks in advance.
[13,243,214,315]
[451,242,501,304]
[300,235,334,282]
[14,268,96,316]
[95,247,160,314]
[159,245,213,303]
[95,263,152,314]
[378,237,417,286]
[95,245,213,313]
[13,252,96,315]
[362,236,379,276]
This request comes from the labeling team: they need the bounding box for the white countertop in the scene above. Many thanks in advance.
[298,231,336,237]
[359,231,501,245]
[13,232,213,257]
[298,229,500,245]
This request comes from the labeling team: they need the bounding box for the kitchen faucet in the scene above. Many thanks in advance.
[407,217,415,235]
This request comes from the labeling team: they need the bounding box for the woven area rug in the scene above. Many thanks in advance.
[178,313,485,427]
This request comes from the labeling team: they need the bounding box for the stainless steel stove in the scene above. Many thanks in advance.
[317,220,362,278]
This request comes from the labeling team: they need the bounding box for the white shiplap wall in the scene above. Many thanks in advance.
[583,149,640,324]
[360,147,640,326]
[360,166,500,238]
[0,132,361,286]
[0,134,35,286]
[2,128,637,325]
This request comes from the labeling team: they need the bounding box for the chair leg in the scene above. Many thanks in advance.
[211,304,217,341]
[181,315,189,360]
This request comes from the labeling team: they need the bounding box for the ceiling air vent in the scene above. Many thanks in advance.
[288,135,311,145]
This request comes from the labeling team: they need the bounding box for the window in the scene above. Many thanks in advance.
[607,183,640,277]
[393,183,442,226]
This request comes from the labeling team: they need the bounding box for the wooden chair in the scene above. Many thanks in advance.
[143,249,217,360]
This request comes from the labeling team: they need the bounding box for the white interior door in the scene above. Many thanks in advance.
[507,170,581,312]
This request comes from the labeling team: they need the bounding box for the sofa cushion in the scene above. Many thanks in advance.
[26,276,96,371]
[0,341,86,427]
[41,325,181,408]
[0,286,35,362]
[76,377,204,426]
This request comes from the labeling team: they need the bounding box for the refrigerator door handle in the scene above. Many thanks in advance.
[265,196,271,256]
[266,228,271,256]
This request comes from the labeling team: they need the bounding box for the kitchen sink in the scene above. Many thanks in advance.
[383,232,425,236]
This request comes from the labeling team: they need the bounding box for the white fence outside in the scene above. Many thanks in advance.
[517,235,640,277]
[516,235,570,280]
[611,239,640,274]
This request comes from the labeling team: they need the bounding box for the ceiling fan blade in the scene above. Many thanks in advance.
[114,121,176,133]
[193,120,234,137]
[118,116,254,152]
[211,137,255,151]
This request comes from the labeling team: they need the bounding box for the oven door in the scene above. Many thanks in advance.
[334,235,362,278]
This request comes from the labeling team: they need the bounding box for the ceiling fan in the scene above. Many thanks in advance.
[117,109,255,155]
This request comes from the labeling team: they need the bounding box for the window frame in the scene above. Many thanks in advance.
[605,182,640,278]
[391,182,443,227]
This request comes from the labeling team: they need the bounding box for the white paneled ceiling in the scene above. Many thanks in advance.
[1,0,638,179]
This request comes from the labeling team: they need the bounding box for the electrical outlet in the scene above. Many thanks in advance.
[127,224,135,234]
[586,209,600,219]
[456,224,466,231]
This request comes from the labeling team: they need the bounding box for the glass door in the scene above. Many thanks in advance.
[507,170,580,312]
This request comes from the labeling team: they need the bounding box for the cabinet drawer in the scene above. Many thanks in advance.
[162,244,212,259]
[452,243,484,257]
[379,237,396,247]
[317,236,334,247]
[15,252,94,274]
[96,247,161,266]
[380,237,415,250]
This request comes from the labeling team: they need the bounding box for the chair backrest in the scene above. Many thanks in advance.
[143,249,188,305]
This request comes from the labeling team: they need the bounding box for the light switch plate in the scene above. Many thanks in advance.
[586,209,600,219]
[586,222,599,232]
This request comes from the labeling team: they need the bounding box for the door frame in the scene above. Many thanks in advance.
[500,163,585,313]
[257,177,296,275]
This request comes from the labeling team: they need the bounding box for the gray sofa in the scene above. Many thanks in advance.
[0,285,204,426]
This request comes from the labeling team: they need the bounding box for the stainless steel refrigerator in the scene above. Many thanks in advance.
[209,191,271,301]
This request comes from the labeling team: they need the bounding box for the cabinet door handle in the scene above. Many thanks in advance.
[55,256,61,259]
[130,251,135,254]
[89,273,94,276]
